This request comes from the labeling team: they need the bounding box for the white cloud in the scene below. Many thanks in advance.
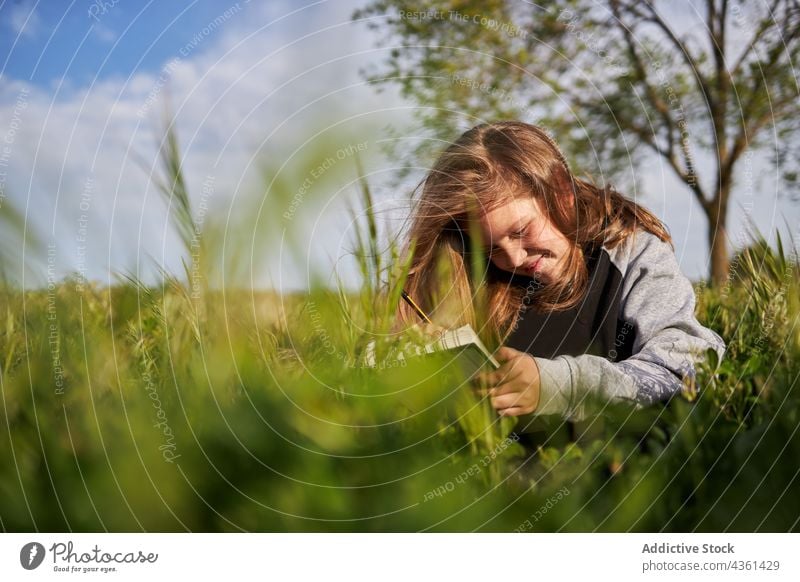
[91,22,118,44]
[7,0,41,39]
[1,0,414,292]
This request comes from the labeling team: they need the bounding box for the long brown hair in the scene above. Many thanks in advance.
[396,121,672,346]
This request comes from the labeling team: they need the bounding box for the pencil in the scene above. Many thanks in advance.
[401,290,433,324]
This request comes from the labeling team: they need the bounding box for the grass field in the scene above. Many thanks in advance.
[1,224,797,532]
[1,128,798,532]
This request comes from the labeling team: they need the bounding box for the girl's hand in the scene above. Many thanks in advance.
[477,346,541,417]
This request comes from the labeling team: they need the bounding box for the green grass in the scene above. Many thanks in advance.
[1,124,798,532]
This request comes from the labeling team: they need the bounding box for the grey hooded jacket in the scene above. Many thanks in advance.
[505,228,727,427]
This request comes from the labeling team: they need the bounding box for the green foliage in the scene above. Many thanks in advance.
[353,0,800,189]
[2,214,798,530]
[697,229,799,427]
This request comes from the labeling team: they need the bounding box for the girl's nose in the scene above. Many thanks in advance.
[507,244,527,269]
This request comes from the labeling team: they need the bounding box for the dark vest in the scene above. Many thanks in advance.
[503,245,637,449]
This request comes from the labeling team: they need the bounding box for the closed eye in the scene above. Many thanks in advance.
[511,225,529,238]
[483,224,529,254]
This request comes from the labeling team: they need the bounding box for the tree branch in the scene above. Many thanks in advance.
[609,0,676,156]
[723,93,799,183]
[640,2,714,106]
[733,1,781,74]
[735,16,800,144]
[709,0,730,161]
[625,117,708,205]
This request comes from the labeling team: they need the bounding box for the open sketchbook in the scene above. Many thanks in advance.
[362,324,501,377]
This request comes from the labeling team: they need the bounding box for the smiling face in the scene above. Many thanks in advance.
[477,196,572,284]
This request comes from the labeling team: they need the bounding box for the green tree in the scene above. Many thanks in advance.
[353,0,800,285]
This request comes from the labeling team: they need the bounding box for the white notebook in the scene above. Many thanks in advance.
[361,324,500,377]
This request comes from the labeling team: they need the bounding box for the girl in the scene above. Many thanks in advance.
[397,121,726,442]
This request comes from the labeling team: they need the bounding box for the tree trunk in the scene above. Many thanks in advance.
[707,170,733,286]
[708,213,730,286]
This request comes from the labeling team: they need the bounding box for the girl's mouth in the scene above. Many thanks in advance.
[525,257,543,273]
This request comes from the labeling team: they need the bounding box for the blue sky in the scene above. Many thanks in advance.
[3,1,235,87]
[1,0,797,292]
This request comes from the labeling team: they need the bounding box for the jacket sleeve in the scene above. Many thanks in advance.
[519,230,727,424]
